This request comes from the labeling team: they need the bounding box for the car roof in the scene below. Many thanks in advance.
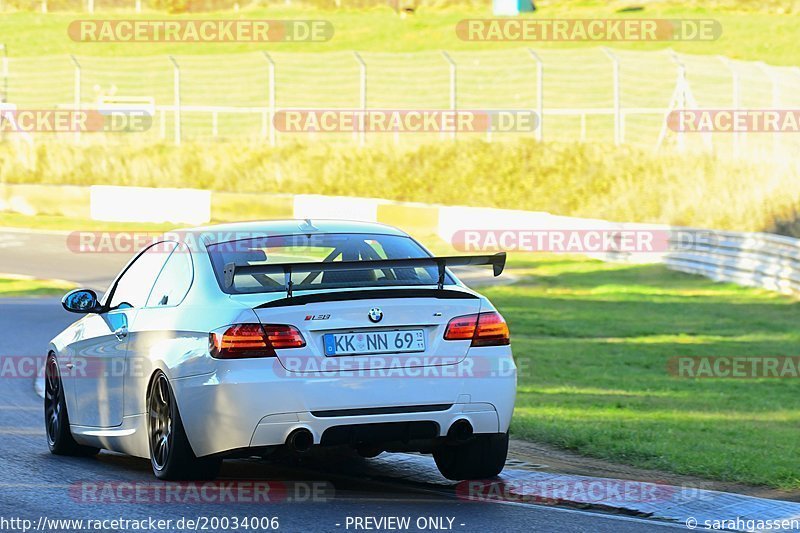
[180,219,410,243]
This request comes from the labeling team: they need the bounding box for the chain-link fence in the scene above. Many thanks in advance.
[2,46,799,160]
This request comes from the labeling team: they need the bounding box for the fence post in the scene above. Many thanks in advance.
[168,56,181,145]
[354,51,366,147]
[262,52,276,146]
[717,55,741,157]
[135,0,141,12]
[441,51,456,140]
[87,0,94,13]
[0,45,7,104]
[41,0,47,12]
[70,55,81,143]
[602,47,621,145]
[758,61,781,161]
[668,51,686,153]
[527,49,543,141]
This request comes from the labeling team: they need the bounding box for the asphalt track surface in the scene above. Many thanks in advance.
[0,229,686,533]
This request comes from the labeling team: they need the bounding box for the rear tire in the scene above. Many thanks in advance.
[44,355,100,457]
[147,371,221,481]
[433,432,508,480]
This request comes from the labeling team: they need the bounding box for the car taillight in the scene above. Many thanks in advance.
[471,312,511,346]
[262,324,307,349]
[443,314,479,341]
[209,324,305,359]
[444,312,510,347]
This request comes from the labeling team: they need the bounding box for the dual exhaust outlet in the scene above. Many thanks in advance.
[286,428,314,454]
[447,419,474,443]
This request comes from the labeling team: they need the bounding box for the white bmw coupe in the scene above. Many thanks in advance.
[46,220,516,481]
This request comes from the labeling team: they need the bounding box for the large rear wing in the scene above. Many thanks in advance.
[223,252,506,296]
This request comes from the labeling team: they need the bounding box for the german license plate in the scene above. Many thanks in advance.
[323,329,425,356]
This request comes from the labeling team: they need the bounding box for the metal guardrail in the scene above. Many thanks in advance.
[664,228,800,296]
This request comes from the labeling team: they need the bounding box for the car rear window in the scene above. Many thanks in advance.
[206,233,455,294]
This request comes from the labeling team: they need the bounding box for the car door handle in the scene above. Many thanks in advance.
[114,327,128,340]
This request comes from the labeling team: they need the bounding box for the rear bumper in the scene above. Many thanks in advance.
[249,402,500,450]
[171,351,516,457]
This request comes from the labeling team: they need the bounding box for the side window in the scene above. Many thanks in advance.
[109,242,176,310]
[146,243,193,307]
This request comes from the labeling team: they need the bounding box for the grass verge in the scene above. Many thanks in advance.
[0,275,75,297]
[5,139,798,234]
[485,255,800,489]
[0,212,187,232]
[2,2,798,65]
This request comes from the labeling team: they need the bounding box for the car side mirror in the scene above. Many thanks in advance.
[62,289,101,314]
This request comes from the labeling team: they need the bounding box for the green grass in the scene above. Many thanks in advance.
[485,255,800,489]
[0,212,186,232]
[2,2,798,64]
[0,275,75,296]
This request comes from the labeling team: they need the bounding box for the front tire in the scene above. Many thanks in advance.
[433,432,509,480]
[147,371,221,481]
[44,355,99,457]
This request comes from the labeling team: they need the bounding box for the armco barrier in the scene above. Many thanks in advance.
[666,228,800,296]
[0,183,798,297]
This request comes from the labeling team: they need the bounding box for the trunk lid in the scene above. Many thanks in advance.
[252,289,481,373]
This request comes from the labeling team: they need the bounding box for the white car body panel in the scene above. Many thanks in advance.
[49,220,517,460]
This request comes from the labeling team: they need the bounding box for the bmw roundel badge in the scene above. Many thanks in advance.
[368,307,383,323]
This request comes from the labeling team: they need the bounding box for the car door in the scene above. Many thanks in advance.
[123,243,194,419]
[69,242,175,428]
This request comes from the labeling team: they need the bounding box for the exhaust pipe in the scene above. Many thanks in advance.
[447,419,473,443]
[286,428,314,453]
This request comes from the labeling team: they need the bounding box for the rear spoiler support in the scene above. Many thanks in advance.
[223,252,506,296]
